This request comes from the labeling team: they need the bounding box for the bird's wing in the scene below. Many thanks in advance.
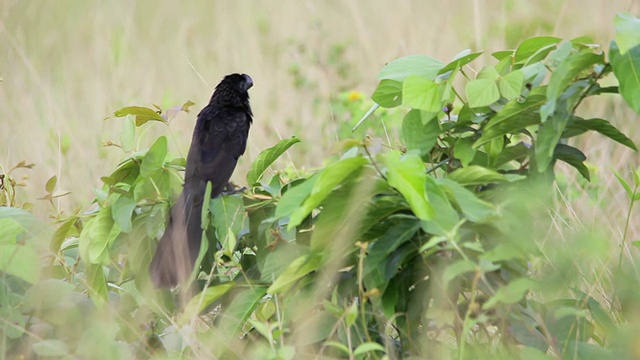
[186,107,250,196]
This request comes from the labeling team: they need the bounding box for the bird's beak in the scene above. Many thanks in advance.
[243,74,253,91]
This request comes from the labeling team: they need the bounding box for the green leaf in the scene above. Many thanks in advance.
[402,75,442,112]
[0,207,47,243]
[526,43,563,67]
[422,178,460,235]
[447,166,507,186]
[107,157,140,185]
[0,218,24,244]
[345,301,358,327]
[438,179,497,223]
[358,196,408,237]
[498,70,524,100]
[383,151,434,221]
[0,244,40,284]
[569,342,618,360]
[494,142,530,167]
[3,307,26,339]
[544,300,592,348]
[139,136,167,178]
[613,169,634,199]
[482,243,526,262]
[564,118,637,150]
[45,175,57,193]
[210,195,245,253]
[181,100,196,112]
[76,323,120,359]
[268,253,322,294]
[485,136,504,165]
[370,218,421,259]
[553,306,587,320]
[492,50,513,61]
[246,319,271,339]
[521,62,547,87]
[535,112,571,171]
[218,286,267,335]
[514,336,550,357]
[310,177,372,251]
[372,80,403,107]
[50,217,76,252]
[261,244,309,282]
[80,207,116,265]
[353,342,386,355]
[586,296,617,335]
[377,54,443,81]
[32,339,69,357]
[454,137,477,167]
[483,278,538,309]
[614,12,640,55]
[275,176,318,218]
[202,181,212,226]
[181,282,235,321]
[610,41,640,114]
[133,168,171,202]
[256,299,276,321]
[542,51,603,122]
[295,311,336,346]
[514,36,561,62]
[478,66,500,81]
[494,56,513,74]
[442,68,458,102]
[442,260,476,288]
[113,106,165,126]
[24,279,75,310]
[247,137,301,185]
[289,157,367,229]
[554,144,590,181]
[438,50,483,75]
[111,195,136,233]
[466,79,500,108]
[325,342,350,355]
[545,41,573,68]
[86,263,108,306]
[402,110,440,156]
[365,219,421,290]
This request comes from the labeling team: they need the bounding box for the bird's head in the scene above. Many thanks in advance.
[222,73,253,91]
[209,73,253,107]
[223,73,253,92]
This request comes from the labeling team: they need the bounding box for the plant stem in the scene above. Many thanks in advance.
[616,186,637,271]
[458,271,480,360]
[357,242,373,343]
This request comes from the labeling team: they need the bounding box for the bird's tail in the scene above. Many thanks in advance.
[149,189,204,288]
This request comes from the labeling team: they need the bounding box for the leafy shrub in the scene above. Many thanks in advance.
[2,12,640,360]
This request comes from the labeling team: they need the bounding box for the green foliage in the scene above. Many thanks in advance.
[610,12,640,114]
[2,14,640,359]
[246,137,301,185]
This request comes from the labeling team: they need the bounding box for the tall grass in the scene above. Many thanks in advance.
[1,0,638,216]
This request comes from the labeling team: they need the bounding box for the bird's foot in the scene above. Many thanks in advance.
[222,182,248,195]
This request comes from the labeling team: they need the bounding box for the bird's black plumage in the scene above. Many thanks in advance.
[150,73,253,288]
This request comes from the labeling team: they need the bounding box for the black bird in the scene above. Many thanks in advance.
[150,73,253,288]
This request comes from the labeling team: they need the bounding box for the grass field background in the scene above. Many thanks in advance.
[3,1,640,358]
[1,0,639,238]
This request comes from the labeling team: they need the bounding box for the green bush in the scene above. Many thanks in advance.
[2,12,640,360]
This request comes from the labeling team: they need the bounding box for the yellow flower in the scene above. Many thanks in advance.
[346,90,364,102]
